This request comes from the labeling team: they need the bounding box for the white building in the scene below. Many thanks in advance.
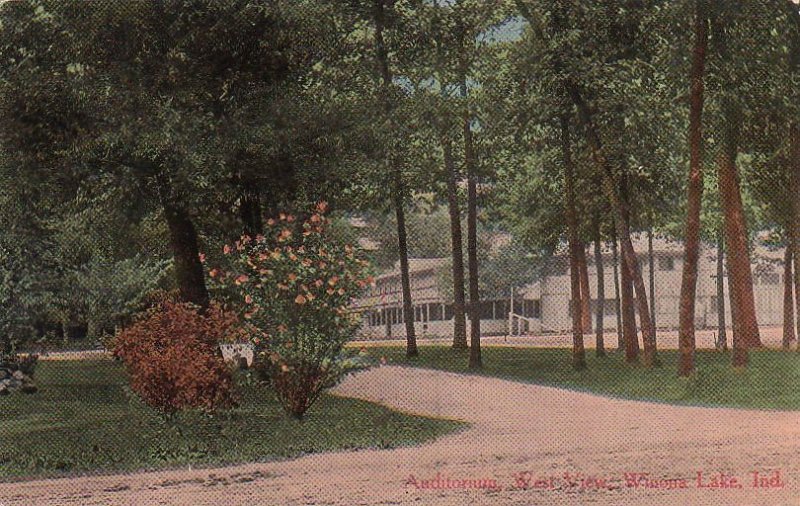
[352,234,788,339]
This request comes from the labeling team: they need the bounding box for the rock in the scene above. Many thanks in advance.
[12,370,24,381]
[0,384,8,395]
[0,368,9,380]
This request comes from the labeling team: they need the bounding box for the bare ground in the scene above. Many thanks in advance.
[1,365,798,506]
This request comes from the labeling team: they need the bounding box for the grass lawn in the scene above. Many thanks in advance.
[0,359,465,480]
[374,346,800,411]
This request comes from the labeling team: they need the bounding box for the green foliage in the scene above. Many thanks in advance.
[0,359,464,478]
[380,346,800,411]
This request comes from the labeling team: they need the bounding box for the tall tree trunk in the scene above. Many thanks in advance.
[790,125,800,351]
[578,245,592,334]
[716,230,728,351]
[647,227,656,332]
[783,242,795,350]
[394,186,418,357]
[458,33,481,369]
[163,203,210,310]
[561,116,587,370]
[155,172,209,310]
[787,2,800,351]
[465,118,481,369]
[620,247,639,363]
[594,234,606,357]
[611,225,623,351]
[569,85,656,366]
[374,0,417,357]
[678,0,708,375]
[443,135,468,349]
[718,100,757,367]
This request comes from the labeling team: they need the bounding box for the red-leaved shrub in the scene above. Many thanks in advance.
[114,297,237,414]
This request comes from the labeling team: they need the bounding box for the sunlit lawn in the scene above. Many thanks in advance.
[373,346,800,411]
[0,359,465,480]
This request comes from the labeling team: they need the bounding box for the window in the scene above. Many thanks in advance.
[429,304,443,321]
[658,257,675,271]
[495,300,509,318]
[523,299,541,318]
[477,301,494,320]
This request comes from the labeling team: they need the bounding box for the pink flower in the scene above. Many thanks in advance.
[245,294,253,304]
[223,244,232,255]
[235,274,249,286]
[295,294,307,305]
[198,253,206,263]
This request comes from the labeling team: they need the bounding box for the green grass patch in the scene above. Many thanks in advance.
[0,359,465,480]
[373,346,800,411]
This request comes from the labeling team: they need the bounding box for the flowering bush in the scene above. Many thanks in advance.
[113,295,237,414]
[211,202,373,419]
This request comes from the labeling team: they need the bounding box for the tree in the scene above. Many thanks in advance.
[677,0,709,377]
[0,0,336,311]
[593,222,606,357]
[561,116,587,370]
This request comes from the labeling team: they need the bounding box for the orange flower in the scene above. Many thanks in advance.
[235,274,249,285]
[277,324,288,333]
[295,294,307,305]
[245,294,253,304]
[209,268,219,278]
[337,288,345,295]
[223,244,232,255]
[315,279,324,287]
[287,273,298,282]
[316,201,328,213]
[328,276,339,286]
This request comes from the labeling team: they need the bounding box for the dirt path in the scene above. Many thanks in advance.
[1,366,798,505]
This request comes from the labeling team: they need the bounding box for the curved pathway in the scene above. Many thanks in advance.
[1,366,798,505]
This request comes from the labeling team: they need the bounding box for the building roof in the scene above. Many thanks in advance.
[374,258,449,283]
